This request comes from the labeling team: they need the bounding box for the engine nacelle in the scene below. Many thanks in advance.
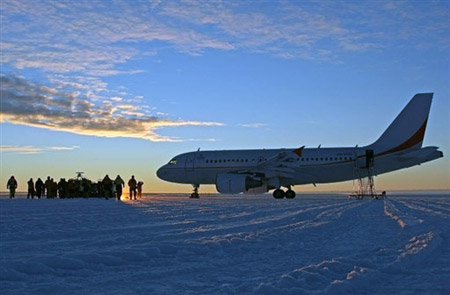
[216,173,262,194]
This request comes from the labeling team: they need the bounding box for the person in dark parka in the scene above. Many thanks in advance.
[27,178,35,199]
[7,176,18,199]
[35,178,44,199]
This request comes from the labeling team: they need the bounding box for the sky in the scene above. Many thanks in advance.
[1,0,449,193]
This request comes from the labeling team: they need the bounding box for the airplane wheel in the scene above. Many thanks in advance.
[273,189,285,199]
[286,190,296,199]
[190,192,199,198]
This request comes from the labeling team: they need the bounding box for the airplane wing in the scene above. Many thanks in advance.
[234,146,305,179]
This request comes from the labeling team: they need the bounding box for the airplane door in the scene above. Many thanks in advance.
[185,153,196,171]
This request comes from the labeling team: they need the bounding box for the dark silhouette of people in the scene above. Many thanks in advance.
[7,176,18,199]
[137,181,144,198]
[35,178,44,199]
[114,175,125,200]
[48,178,57,198]
[27,178,35,199]
[128,175,137,200]
[58,178,67,198]
[102,175,113,200]
[44,176,51,198]
[96,181,103,198]
[68,179,77,198]
[5,174,146,200]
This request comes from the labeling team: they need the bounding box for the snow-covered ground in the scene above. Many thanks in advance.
[1,193,449,294]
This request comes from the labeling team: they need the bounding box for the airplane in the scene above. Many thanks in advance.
[157,93,443,198]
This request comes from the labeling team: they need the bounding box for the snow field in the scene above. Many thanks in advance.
[1,194,449,294]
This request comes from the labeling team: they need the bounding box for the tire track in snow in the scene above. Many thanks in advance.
[255,230,444,295]
[190,202,363,245]
[411,200,450,214]
[255,198,448,295]
[383,198,425,228]
[396,200,449,218]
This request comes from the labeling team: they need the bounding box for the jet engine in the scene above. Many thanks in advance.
[216,173,262,194]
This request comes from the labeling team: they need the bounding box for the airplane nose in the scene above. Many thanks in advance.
[156,166,167,180]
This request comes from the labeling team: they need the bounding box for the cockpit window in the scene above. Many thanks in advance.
[169,158,177,165]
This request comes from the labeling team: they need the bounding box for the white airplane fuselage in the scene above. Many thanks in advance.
[156,93,443,196]
[157,146,442,185]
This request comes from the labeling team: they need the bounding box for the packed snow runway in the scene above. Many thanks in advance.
[1,193,449,294]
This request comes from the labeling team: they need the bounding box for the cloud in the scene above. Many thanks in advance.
[187,138,217,142]
[1,145,79,154]
[0,75,223,142]
[1,145,43,154]
[0,1,233,76]
[48,146,79,151]
[241,123,267,128]
[0,0,447,79]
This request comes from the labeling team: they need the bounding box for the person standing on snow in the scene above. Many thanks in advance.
[102,175,113,200]
[44,176,51,198]
[27,178,35,199]
[114,175,125,200]
[58,178,67,199]
[128,175,137,200]
[35,178,44,199]
[137,181,144,198]
[7,176,18,199]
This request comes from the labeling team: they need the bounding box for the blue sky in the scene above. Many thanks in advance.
[1,0,449,193]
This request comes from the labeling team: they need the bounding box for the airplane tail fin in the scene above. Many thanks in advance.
[369,93,433,155]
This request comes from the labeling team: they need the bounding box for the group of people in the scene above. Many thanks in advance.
[101,174,144,200]
[6,175,144,201]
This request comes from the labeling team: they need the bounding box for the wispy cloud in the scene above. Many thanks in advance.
[2,0,447,75]
[0,75,222,142]
[48,146,79,151]
[241,123,267,128]
[187,138,217,142]
[1,145,43,154]
[1,145,79,154]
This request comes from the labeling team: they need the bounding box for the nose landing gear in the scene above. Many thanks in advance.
[190,184,200,198]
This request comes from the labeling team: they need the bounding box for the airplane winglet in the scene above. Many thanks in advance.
[293,146,305,157]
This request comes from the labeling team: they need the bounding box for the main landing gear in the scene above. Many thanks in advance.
[273,187,296,199]
[190,184,200,198]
